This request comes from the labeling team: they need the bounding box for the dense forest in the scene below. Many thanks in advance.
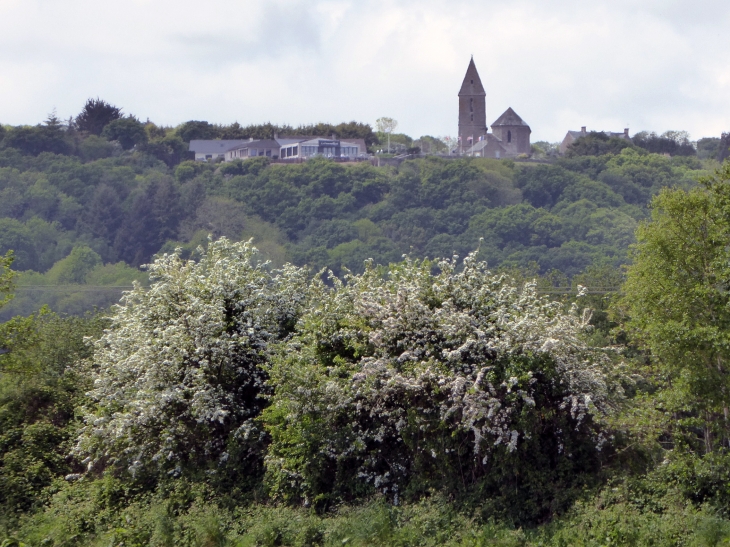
[3,101,730,545]
[1,100,725,320]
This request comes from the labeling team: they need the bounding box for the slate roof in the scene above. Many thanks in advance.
[492,107,529,127]
[276,138,310,146]
[189,140,249,154]
[458,57,486,96]
[465,134,506,154]
[226,139,280,151]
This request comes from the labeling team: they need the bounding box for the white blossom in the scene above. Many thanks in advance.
[73,238,309,475]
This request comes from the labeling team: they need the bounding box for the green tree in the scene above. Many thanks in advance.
[73,238,309,484]
[620,163,730,454]
[567,132,635,158]
[375,117,398,153]
[75,98,122,136]
[0,311,106,518]
[175,120,220,142]
[3,123,72,156]
[718,132,730,163]
[0,250,14,311]
[140,134,187,167]
[101,116,148,150]
[45,246,102,285]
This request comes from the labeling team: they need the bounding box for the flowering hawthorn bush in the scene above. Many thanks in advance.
[73,238,308,480]
[264,252,619,517]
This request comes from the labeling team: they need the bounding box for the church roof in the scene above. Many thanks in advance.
[458,57,486,96]
[492,107,529,127]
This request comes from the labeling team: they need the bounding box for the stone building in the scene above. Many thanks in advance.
[459,58,531,158]
[491,107,531,156]
[458,57,487,150]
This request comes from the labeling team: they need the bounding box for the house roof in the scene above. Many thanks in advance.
[492,107,529,127]
[227,139,280,152]
[465,134,506,154]
[276,138,309,146]
[189,140,249,154]
[458,57,486,96]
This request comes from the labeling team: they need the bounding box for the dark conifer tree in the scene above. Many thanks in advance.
[75,98,122,136]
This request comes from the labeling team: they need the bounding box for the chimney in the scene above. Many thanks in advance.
[249,137,253,142]
[624,128,629,137]
[274,133,278,139]
[581,126,587,135]
[331,133,336,140]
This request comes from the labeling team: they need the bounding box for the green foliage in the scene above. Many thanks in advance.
[0,251,15,310]
[101,117,148,150]
[0,311,106,522]
[719,133,730,163]
[2,124,72,156]
[73,239,309,485]
[620,163,730,454]
[264,252,616,522]
[176,120,221,142]
[75,98,122,136]
[44,246,102,285]
[633,130,697,157]
[566,132,636,158]
[0,135,709,319]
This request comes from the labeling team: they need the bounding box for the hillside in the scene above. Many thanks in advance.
[0,128,716,319]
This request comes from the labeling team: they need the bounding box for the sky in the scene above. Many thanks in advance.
[1,0,729,143]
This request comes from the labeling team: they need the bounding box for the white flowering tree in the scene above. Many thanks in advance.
[264,252,619,517]
[73,238,309,480]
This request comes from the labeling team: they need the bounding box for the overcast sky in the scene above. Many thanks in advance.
[1,0,728,142]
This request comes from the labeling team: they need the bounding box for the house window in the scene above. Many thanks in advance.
[507,131,512,143]
[293,145,298,156]
[249,149,257,157]
[265,149,272,157]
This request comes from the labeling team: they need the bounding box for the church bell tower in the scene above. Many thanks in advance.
[458,57,487,152]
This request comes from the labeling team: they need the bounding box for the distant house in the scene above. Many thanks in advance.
[224,139,281,161]
[222,137,367,162]
[464,134,508,158]
[188,140,249,161]
[559,127,630,155]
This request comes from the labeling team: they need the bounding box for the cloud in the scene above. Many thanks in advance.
[0,0,728,142]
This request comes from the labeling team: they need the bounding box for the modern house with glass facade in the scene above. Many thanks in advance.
[222,137,366,162]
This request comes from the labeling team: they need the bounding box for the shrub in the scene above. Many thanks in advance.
[72,238,309,483]
[264,252,621,520]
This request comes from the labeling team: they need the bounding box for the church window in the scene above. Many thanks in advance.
[471,79,473,84]
[471,114,473,121]
[470,98,473,112]
[507,130,512,143]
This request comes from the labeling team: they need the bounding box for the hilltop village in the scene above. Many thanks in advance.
[189,57,631,163]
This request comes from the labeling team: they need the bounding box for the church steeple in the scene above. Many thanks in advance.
[458,57,487,152]
[458,56,486,96]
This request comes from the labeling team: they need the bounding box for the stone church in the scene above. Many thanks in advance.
[458,57,531,158]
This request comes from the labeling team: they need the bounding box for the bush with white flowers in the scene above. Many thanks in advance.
[73,238,309,479]
[264,252,618,511]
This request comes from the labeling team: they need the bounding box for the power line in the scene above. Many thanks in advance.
[14,286,135,292]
